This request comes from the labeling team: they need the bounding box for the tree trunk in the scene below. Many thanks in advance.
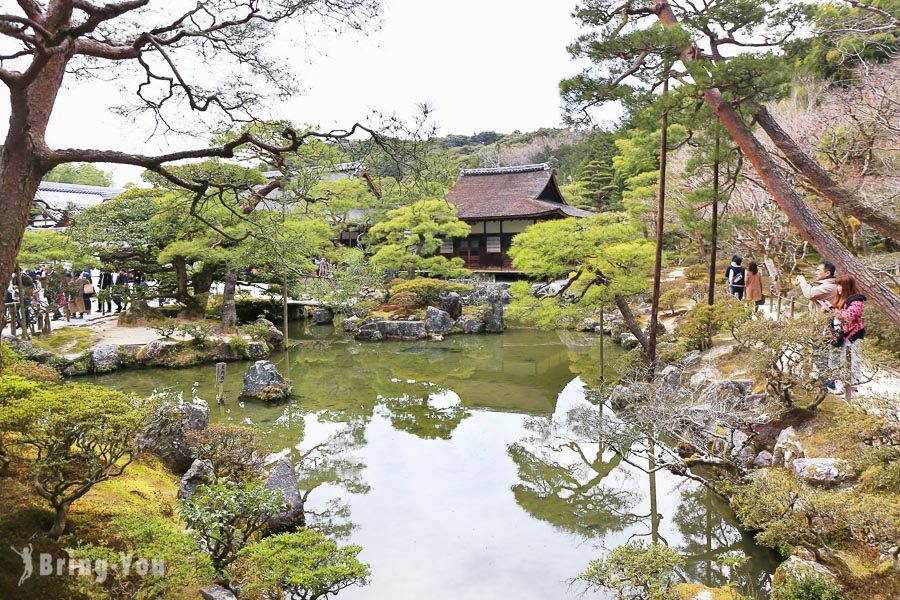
[695,230,708,268]
[48,502,70,539]
[614,295,649,353]
[648,79,669,370]
[755,106,900,242]
[707,134,720,306]
[221,268,238,331]
[652,0,900,327]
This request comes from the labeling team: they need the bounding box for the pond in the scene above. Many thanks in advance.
[92,326,779,599]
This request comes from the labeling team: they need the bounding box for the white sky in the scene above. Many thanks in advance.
[2,0,594,186]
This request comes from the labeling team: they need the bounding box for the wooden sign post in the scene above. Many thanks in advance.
[215,362,226,404]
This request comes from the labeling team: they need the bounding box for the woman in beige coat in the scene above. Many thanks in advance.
[67,273,87,318]
[744,261,763,310]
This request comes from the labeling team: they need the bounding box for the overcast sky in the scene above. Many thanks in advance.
[3,0,593,186]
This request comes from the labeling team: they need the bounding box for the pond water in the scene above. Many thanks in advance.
[92,326,779,599]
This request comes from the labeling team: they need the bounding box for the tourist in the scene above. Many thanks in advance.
[744,261,763,311]
[724,255,745,300]
[796,261,838,314]
[317,256,332,278]
[828,275,866,395]
[67,273,87,319]
[113,269,129,313]
[80,271,95,315]
[99,270,115,313]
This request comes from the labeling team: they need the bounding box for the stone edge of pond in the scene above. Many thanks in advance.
[1,334,272,377]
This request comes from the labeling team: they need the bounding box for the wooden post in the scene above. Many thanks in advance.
[789,297,795,319]
[776,295,782,321]
[598,307,605,382]
[215,362,226,404]
[707,132,720,306]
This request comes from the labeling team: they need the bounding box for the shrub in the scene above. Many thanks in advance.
[0,383,151,537]
[577,540,682,600]
[683,263,708,281]
[388,277,472,308]
[228,335,250,354]
[151,317,177,339]
[677,296,751,351]
[658,288,688,316]
[772,571,845,600]
[5,359,61,382]
[232,530,371,600]
[732,315,829,408]
[184,424,265,481]
[241,321,272,341]
[177,321,215,347]
[179,483,283,581]
[66,513,214,599]
[865,306,900,360]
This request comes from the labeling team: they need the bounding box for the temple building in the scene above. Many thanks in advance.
[443,163,592,272]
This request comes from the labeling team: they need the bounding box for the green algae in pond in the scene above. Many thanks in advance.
[91,328,779,599]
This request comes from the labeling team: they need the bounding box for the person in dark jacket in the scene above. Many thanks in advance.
[724,255,746,300]
[99,270,115,313]
[829,275,866,395]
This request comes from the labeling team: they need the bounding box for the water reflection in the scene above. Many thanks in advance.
[91,328,777,599]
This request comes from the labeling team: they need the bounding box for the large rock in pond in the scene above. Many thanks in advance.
[342,315,361,333]
[484,291,505,333]
[240,360,292,401]
[264,458,305,533]
[440,292,462,319]
[178,459,216,500]
[142,340,179,362]
[425,306,453,336]
[772,549,839,593]
[310,307,334,325]
[772,426,805,467]
[139,400,209,473]
[252,317,284,349]
[455,315,485,334]
[355,320,427,341]
[791,458,856,487]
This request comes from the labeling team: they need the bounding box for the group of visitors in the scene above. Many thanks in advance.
[724,255,866,394]
[724,255,765,306]
[4,266,139,327]
[797,261,867,394]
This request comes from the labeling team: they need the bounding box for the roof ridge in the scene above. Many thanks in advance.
[39,181,123,192]
[459,163,551,176]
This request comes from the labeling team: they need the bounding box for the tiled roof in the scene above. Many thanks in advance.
[447,163,592,220]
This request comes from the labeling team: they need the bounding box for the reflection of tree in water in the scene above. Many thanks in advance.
[673,484,774,596]
[508,412,642,539]
[284,416,370,541]
[376,379,471,440]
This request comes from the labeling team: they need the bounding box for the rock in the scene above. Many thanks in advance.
[246,341,268,360]
[659,365,681,387]
[252,317,284,349]
[144,340,179,362]
[240,360,292,401]
[440,292,462,319]
[425,306,453,335]
[699,380,753,408]
[264,458,305,533]
[772,550,838,592]
[578,318,601,332]
[484,291,505,333]
[310,307,334,325]
[683,350,702,365]
[431,334,444,341]
[1,335,55,362]
[355,320,427,341]
[689,372,707,387]
[753,450,773,468]
[772,427,805,467]
[200,585,238,600]
[611,383,652,411]
[342,315,361,332]
[51,352,93,376]
[620,333,639,350]
[456,315,486,334]
[178,459,216,500]
[139,400,209,473]
[791,458,856,487]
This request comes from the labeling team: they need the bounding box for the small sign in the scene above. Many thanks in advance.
[215,362,227,383]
